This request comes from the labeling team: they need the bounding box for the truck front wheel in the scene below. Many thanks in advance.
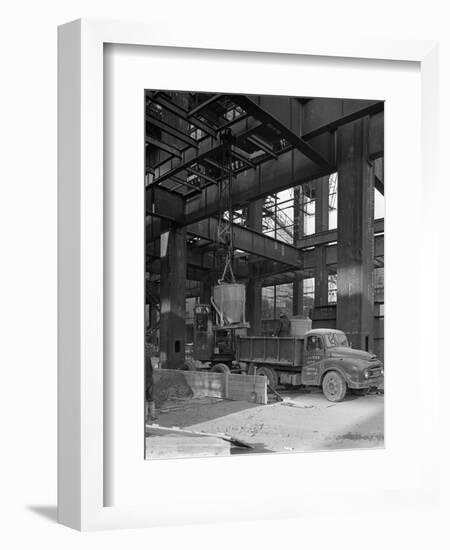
[322,371,347,402]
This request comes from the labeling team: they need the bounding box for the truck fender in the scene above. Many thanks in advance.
[319,363,350,386]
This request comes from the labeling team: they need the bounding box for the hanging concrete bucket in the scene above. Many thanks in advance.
[290,316,312,337]
[212,283,247,326]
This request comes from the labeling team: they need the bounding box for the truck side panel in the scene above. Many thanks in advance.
[237,337,304,368]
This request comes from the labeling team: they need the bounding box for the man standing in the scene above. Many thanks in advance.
[145,345,157,421]
[273,313,290,337]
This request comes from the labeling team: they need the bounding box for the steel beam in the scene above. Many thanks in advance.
[301,98,384,139]
[297,219,384,249]
[150,117,263,186]
[146,114,198,148]
[146,100,384,228]
[246,135,278,159]
[184,147,333,224]
[231,145,256,169]
[187,218,303,268]
[186,167,219,185]
[146,185,185,221]
[149,93,217,138]
[148,211,383,252]
[148,96,383,190]
[148,258,214,282]
[232,95,334,170]
[188,94,223,117]
[373,156,384,195]
[259,234,384,286]
[159,226,186,369]
[181,116,381,224]
[369,111,384,160]
[146,136,181,158]
[148,232,383,283]
[336,117,374,351]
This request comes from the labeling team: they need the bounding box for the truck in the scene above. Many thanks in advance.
[192,304,384,402]
[236,329,384,402]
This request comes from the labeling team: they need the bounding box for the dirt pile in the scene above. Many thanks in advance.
[153,369,193,407]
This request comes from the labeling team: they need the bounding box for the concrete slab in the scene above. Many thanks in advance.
[152,390,384,455]
[145,432,230,460]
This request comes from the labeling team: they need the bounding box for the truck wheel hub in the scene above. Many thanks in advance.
[327,379,338,394]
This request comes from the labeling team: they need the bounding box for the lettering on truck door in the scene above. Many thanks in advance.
[302,335,324,385]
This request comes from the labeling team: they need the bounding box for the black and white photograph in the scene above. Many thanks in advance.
[144,91,385,460]
[2,0,446,542]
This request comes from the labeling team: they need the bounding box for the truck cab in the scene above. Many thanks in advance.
[302,329,384,401]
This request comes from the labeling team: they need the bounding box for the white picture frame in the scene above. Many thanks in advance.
[58,18,440,531]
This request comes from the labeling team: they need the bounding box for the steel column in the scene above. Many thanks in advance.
[336,118,375,351]
[159,225,187,368]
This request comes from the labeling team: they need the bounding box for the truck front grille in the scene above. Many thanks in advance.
[368,366,382,378]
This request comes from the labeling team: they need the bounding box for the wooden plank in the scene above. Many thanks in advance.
[190,370,267,404]
[183,371,226,399]
[156,369,267,404]
[227,373,267,404]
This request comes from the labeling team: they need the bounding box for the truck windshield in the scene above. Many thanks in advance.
[324,332,349,348]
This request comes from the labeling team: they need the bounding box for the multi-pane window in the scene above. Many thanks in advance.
[262,283,293,319]
[275,283,293,317]
[300,183,316,236]
[374,267,384,303]
[328,274,337,303]
[302,277,315,316]
[262,286,275,320]
[328,173,338,230]
[375,188,385,219]
[262,189,295,244]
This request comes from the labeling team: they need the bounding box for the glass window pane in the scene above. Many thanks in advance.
[275,283,293,317]
[328,173,338,230]
[262,286,275,320]
[328,273,337,303]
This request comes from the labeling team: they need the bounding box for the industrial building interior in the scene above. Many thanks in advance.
[145,91,384,371]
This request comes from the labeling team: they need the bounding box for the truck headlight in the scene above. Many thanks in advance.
[364,370,369,379]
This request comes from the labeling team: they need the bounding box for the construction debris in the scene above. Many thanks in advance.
[146,422,253,449]
[279,398,314,409]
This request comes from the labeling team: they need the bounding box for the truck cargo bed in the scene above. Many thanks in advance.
[236,336,304,368]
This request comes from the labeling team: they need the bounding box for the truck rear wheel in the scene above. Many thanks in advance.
[322,371,347,402]
[210,363,230,374]
[255,366,278,390]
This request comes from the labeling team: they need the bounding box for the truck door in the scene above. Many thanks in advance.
[302,335,325,385]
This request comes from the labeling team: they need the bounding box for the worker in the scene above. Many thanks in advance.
[273,313,291,337]
[145,346,157,421]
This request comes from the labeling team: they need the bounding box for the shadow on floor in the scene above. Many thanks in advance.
[318,406,384,451]
[27,505,57,523]
[231,442,273,455]
[152,397,261,429]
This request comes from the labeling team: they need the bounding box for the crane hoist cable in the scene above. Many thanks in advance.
[217,128,236,284]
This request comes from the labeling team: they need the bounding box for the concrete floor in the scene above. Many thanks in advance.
[147,388,384,456]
